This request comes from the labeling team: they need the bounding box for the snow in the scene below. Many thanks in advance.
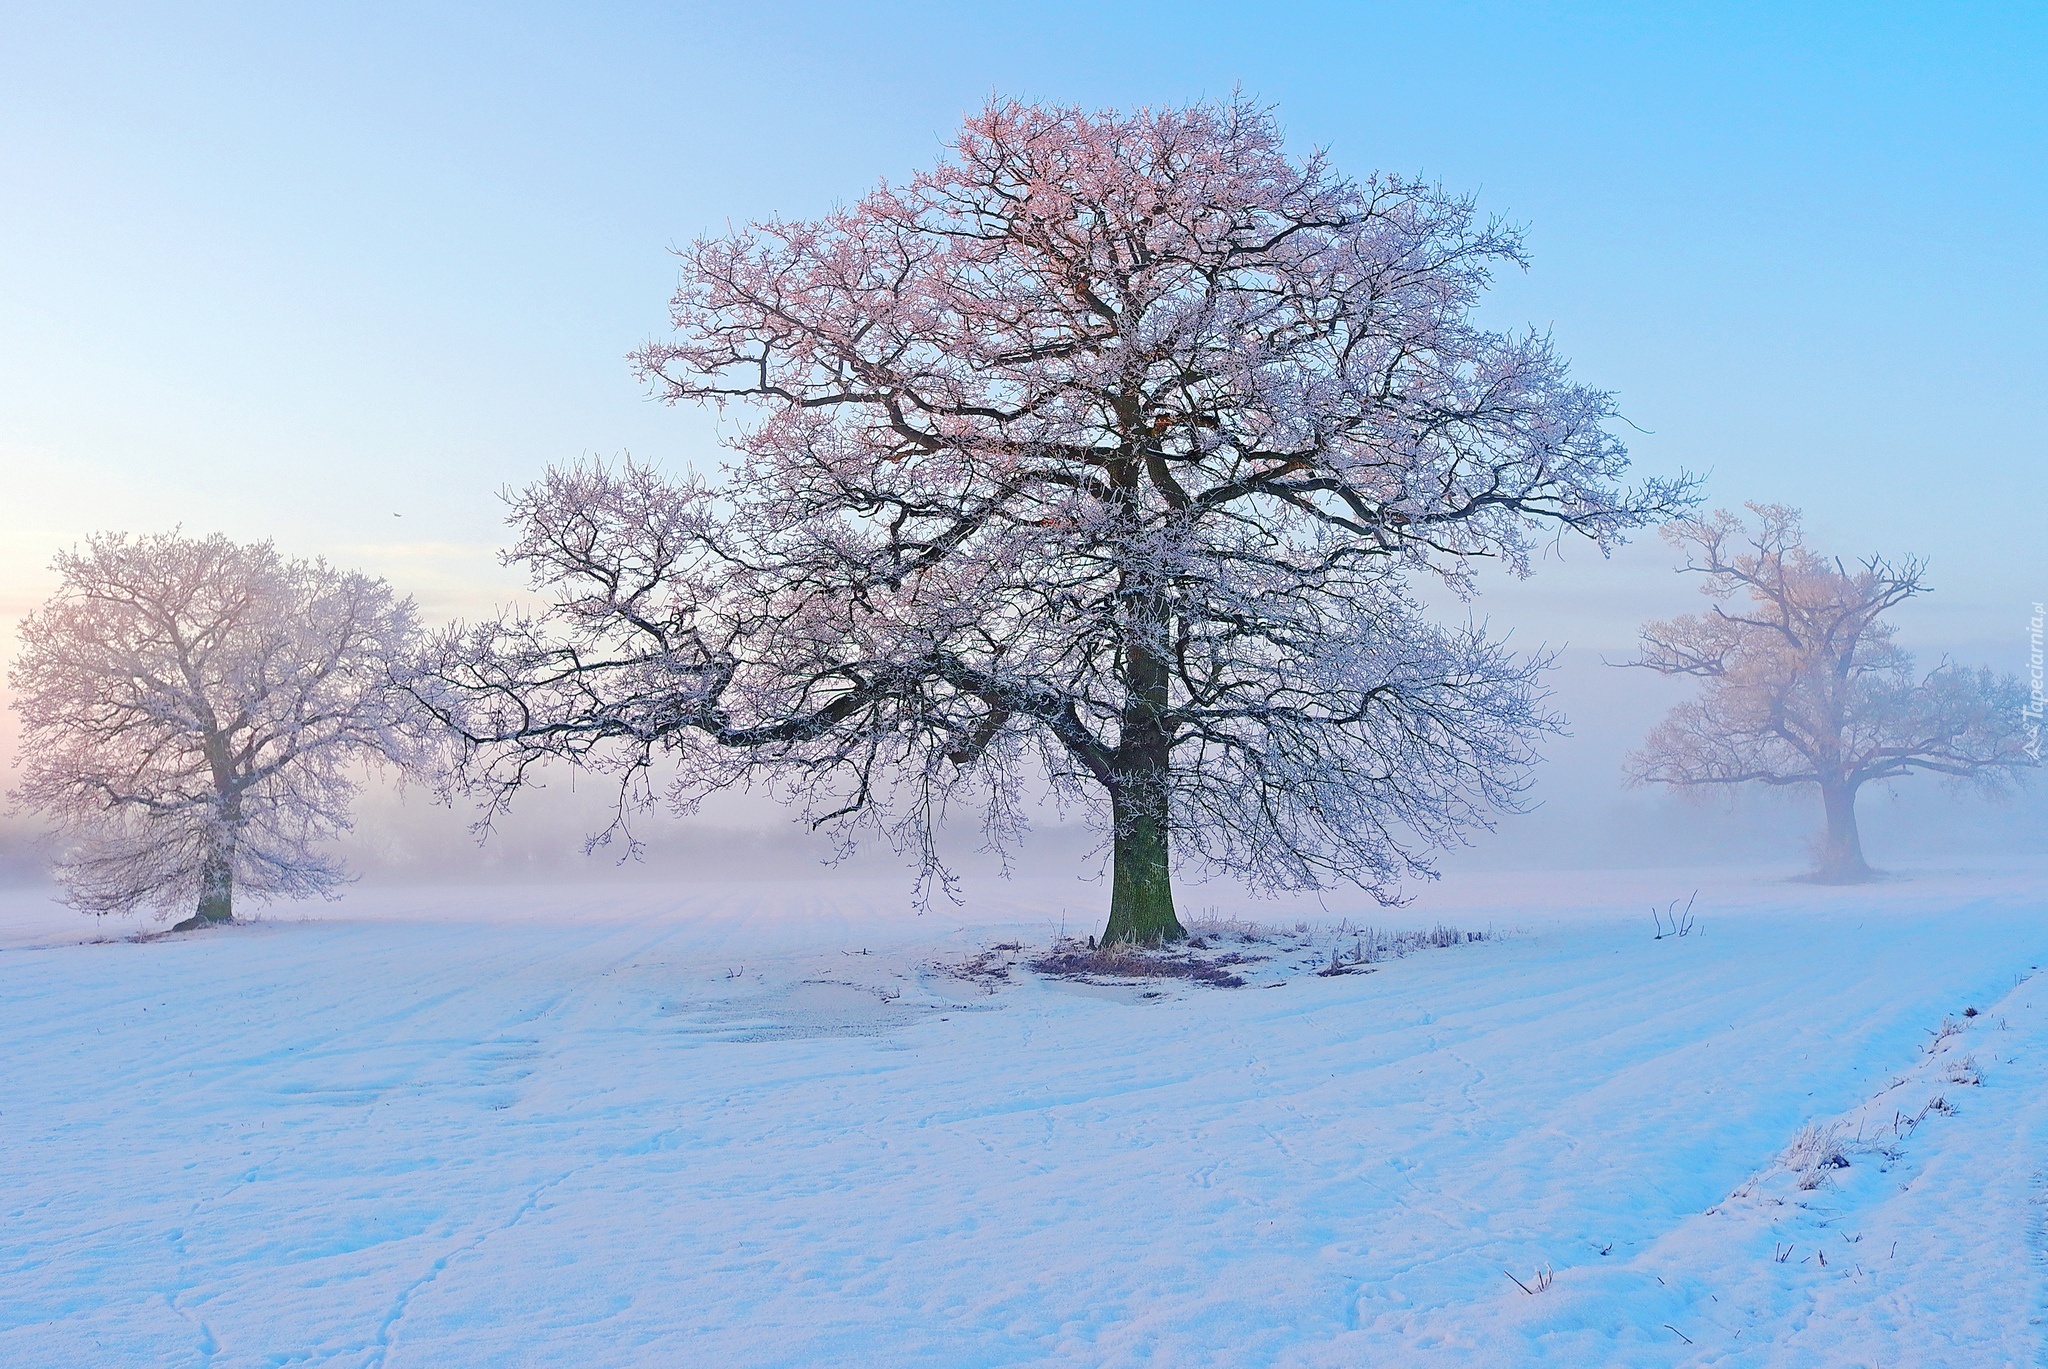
[4,863,2047,1365]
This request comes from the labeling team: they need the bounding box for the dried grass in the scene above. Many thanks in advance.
[1317,923,1491,974]
[1784,1123,1853,1190]
[1029,939,1254,988]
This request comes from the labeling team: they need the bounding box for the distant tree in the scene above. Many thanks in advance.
[416,97,1688,944]
[8,532,422,928]
[1625,505,2033,881]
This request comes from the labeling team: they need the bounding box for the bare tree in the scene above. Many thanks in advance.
[417,97,1688,942]
[8,532,422,928]
[1625,505,2033,881]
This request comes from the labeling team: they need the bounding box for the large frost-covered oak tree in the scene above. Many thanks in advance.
[419,98,1689,943]
[8,533,422,928]
[1626,506,2033,882]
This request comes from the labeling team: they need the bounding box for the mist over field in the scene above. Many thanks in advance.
[4,8,2045,1365]
[4,501,2042,901]
[12,636,2041,901]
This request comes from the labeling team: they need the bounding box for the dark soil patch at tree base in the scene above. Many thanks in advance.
[1028,939,1258,989]
[939,920,1497,998]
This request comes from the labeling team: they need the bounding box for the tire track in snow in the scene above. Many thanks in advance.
[13,876,2048,1365]
[1468,965,2048,1364]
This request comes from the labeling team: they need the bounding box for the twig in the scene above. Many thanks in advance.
[1652,892,1700,939]
[1665,1324,1693,1345]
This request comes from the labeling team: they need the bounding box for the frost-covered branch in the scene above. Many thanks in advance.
[1624,505,2033,880]
[8,533,426,924]
[422,97,1688,941]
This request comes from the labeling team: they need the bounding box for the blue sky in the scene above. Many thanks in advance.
[3,1,2044,867]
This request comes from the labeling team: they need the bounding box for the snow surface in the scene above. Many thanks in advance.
[4,863,2048,1366]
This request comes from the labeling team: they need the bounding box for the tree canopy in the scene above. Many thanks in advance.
[9,532,422,925]
[1627,505,2032,880]
[418,97,1689,940]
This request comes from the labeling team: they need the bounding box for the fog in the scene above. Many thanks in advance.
[314,655,2047,892]
[4,6,2040,913]
[312,647,2043,889]
[8,546,2037,908]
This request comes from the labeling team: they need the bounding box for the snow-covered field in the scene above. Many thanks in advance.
[5,863,2047,1366]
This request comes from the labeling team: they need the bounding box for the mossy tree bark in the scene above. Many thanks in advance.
[1105,784,1181,944]
[1101,559,1185,945]
[188,850,234,926]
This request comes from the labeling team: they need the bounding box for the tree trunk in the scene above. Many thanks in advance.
[1099,439,1186,946]
[197,850,234,922]
[173,852,233,930]
[1813,779,1873,882]
[1104,785,1183,944]
[175,739,241,930]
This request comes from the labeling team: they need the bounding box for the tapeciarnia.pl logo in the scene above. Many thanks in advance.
[2026,601,2044,762]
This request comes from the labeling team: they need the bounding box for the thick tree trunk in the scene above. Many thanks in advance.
[174,852,233,930]
[178,753,238,931]
[197,852,234,922]
[1813,779,1873,882]
[1104,785,1182,944]
[1102,624,1185,944]
[1098,439,1186,946]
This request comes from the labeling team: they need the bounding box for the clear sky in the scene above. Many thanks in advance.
[4,1,2044,876]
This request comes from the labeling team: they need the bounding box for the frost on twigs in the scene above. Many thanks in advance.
[414,95,1690,945]
[1783,1123,1855,1191]
[1625,505,2035,883]
[1318,922,1490,974]
[1924,1016,1966,1054]
[7,532,430,927]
